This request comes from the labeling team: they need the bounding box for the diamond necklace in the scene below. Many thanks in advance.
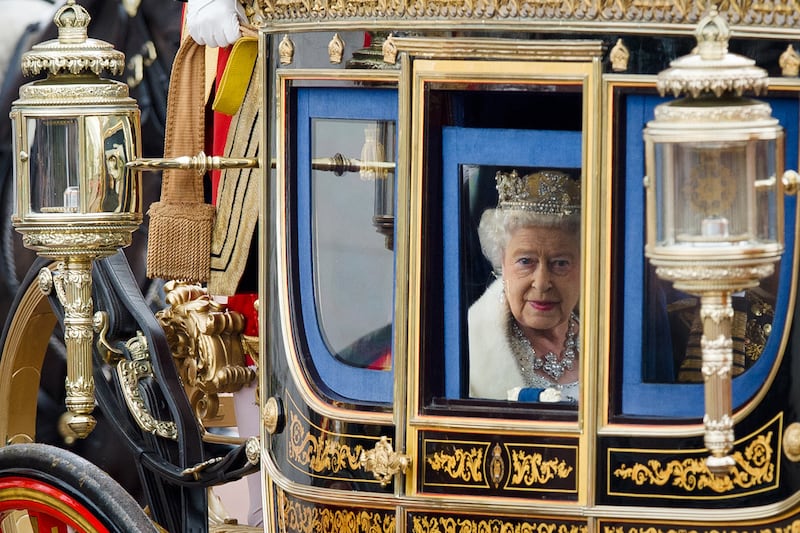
[510,314,579,383]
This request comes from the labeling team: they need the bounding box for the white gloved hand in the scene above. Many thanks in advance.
[186,0,245,48]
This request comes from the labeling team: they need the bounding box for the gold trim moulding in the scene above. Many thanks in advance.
[387,36,605,63]
[407,413,581,434]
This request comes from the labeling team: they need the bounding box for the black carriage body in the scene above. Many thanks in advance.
[5,1,800,533]
[255,4,800,532]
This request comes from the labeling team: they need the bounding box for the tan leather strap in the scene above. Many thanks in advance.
[146,36,215,283]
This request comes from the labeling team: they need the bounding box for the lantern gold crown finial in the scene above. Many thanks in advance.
[54,0,91,44]
[656,8,767,99]
[695,7,729,61]
[20,0,124,78]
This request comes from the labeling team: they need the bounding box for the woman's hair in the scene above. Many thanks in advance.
[477,208,580,272]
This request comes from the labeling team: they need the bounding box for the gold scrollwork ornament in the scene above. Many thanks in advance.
[156,281,256,423]
[360,436,410,486]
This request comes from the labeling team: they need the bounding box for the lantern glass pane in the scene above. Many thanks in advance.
[27,117,79,214]
[85,114,136,214]
[654,138,778,249]
[754,137,780,244]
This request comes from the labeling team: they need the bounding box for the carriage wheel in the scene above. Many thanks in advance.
[0,443,156,532]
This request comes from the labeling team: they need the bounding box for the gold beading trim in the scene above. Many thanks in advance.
[244,0,800,36]
[386,35,603,62]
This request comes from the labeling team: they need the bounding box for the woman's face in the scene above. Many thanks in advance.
[501,225,580,335]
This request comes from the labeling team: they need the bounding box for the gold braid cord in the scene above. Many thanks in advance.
[146,37,215,283]
[209,56,262,295]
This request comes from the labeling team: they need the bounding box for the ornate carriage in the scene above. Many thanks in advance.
[3,0,800,532]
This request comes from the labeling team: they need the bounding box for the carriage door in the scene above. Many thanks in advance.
[398,38,604,522]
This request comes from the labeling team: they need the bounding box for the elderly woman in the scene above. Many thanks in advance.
[468,170,581,402]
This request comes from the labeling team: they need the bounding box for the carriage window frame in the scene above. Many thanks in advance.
[408,58,601,423]
[286,76,399,405]
[609,78,799,420]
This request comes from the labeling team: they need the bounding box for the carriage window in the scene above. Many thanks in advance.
[293,84,397,404]
[412,60,594,417]
[614,86,798,418]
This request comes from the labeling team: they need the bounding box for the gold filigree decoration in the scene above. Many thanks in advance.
[412,516,587,533]
[277,488,395,533]
[510,449,574,486]
[287,411,365,474]
[156,281,256,422]
[426,447,484,483]
[613,433,774,493]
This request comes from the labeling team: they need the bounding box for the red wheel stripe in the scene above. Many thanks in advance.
[0,475,110,532]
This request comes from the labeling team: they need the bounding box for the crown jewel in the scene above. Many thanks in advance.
[495,170,580,216]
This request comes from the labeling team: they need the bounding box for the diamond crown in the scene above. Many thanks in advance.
[495,170,581,216]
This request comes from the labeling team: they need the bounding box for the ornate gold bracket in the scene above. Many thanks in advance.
[360,436,410,487]
[156,281,257,422]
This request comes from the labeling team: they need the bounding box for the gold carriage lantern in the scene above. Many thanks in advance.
[644,9,798,474]
[9,0,142,438]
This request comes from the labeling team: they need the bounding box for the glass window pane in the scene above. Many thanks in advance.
[292,84,398,405]
[311,118,396,370]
